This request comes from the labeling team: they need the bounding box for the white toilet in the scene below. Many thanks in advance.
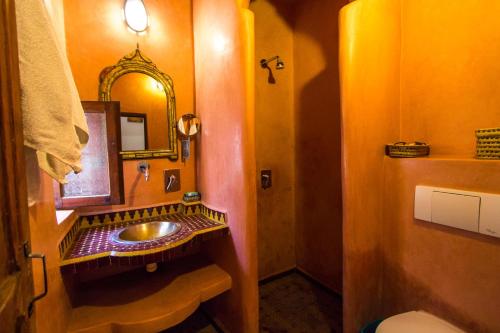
[376,311,466,333]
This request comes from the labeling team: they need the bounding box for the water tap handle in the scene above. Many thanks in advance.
[166,174,176,191]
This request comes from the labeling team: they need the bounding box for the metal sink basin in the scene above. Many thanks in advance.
[112,221,181,244]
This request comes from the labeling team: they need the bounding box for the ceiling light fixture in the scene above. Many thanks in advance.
[123,0,149,34]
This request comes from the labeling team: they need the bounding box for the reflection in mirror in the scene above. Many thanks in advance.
[120,113,148,151]
[111,73,168,151]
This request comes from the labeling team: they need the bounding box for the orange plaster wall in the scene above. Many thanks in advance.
[341,1,500,332]
[26,166,75,333]
[378,2,500,332]
[400,1,500,156]
[382,158,500,333]
[63,0,196,212]
[339,0,401,331]
[251,0,346,289]
[26,2,73,333]
[249,0,296,280]
[293,0,347,293]
[193,0,259,331]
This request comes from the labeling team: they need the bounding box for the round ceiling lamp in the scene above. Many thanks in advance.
[123,0,149,33]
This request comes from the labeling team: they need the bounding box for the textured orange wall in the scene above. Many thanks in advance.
[400,1,500,156]
[382,158,500,333]
[193,0,259,332]
[26,162,75,333]
[379,2,500,332]
[293,0,346,293]
[64,0,196,212]
[27,2,73,333]
[341,1,500,332]
[251,0,346,289]
[339,0,401,331]
[250,0,296,280]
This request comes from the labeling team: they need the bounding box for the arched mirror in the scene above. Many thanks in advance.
[98,48,178,160]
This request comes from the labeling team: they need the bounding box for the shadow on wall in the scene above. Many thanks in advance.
[265,0,348,293]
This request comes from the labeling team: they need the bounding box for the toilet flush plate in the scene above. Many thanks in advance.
[478,193,500,238]
[415,185,500,238]
[430,191,480,232]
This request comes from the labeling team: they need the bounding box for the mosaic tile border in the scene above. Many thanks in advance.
[77,202,226,228]
[60,228,228,274]
[79,203,184,228]
[59,218,82,259]
[58,202,227,260]
[201,205,226,224]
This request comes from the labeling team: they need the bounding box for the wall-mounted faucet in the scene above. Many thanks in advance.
[137,161,150,181]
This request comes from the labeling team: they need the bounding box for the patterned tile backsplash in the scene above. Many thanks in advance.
[58,202,228,273]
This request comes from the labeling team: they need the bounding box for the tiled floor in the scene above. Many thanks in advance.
[259,272,343,333]
[163,271,343,333]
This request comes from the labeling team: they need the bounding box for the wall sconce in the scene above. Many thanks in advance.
[123,0,149,34]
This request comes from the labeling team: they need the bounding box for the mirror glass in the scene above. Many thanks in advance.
[111,73,169,151]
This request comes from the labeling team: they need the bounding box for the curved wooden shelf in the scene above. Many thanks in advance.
[68,261,231,333]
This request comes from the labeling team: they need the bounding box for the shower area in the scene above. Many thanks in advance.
[251,0,346,303]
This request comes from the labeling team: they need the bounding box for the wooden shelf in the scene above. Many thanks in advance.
[68,260,231,333]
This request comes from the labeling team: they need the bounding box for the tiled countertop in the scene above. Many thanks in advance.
[60,213,228,273]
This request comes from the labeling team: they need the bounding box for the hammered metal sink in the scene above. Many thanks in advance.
[112,221,181,244]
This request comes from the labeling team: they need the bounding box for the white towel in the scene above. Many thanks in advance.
[16,0,88,184]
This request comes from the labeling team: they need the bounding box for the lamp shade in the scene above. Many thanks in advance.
[124,0,149,33]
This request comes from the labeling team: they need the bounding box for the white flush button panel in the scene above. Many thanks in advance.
[430,191,479,232]
[415,186,500,238]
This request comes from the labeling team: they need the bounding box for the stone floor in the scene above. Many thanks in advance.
[259,272,343,333]
[162,272,343,333]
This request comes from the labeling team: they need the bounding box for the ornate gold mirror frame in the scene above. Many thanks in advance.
[98,48,178,160]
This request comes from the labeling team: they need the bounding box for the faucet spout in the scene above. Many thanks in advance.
[137,161,150,182]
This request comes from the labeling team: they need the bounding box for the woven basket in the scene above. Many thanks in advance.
[477,137,500,144]
[475,129,500,159]
[476,128,500,138]
[476,154,500,160]
[477,149,500,154]
[477,142,500,147]
[385,142,430,158]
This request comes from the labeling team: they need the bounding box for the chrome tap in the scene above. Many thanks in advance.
[137,161,150,181]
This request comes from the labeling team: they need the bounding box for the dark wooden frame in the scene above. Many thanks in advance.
[54,101,124,209]
[0,0,34,330]
[120,112,148,150]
